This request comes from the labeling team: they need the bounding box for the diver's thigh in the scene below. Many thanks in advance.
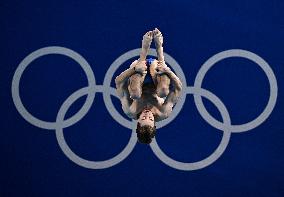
[156,74,171,98]
[128,73,144,99]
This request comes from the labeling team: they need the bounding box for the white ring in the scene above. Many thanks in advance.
[103,48,187,129]
[55,86,137,169]
[11,46,96,130]
[194,49,278,133]
[11,46,278,170]
[150,86,231,170]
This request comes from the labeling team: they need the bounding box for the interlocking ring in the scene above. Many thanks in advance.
[103,48,187,130]
[11,46,97,130]
[194,49,278,133]
[12,46,278,171]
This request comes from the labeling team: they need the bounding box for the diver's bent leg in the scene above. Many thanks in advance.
[128,31,152,99]
[128,73,145,100]
[149,59,170,98]
[153,28,165,62]
[153,28,170,98]
[156,74,170,98]
[140,31,153,61]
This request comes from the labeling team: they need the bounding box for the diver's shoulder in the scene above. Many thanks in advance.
[123,107,138,120]
[155,114,168,122]
[154,109,169,122]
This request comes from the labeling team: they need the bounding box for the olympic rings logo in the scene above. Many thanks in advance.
[12,46,278,171]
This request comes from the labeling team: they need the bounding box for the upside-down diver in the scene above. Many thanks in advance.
[115,28,183,144]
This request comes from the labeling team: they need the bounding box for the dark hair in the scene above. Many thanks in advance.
[136,112,156,144]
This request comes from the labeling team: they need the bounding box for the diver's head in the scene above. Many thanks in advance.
[136,108,156,144]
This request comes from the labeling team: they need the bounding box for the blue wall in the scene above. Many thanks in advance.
[1,0,283,196]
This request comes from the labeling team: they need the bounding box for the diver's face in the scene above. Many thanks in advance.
[138,109,155,127]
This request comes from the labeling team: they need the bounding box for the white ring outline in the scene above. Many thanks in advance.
[150,86,231,170]
[103,48,187,129]
[11,46,96,130]
[194,49,278,133]
[55,86,137,169]
[11,46,278,170]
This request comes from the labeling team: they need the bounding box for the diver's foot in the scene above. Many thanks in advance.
[153,28,163,48]
[142,31,153,49]
[140,31,153,61]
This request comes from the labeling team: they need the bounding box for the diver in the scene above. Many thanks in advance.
[115,28,182,144]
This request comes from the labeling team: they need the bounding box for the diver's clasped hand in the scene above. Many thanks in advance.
[156,61,171,75]
[133,60,147,75]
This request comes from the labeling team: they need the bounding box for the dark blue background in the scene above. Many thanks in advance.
[1,0,283,196]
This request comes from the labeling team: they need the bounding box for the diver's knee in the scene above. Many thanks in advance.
[157,87,169,98]
[129,90,141,99]
[156,74,170,97]
[128,84,142,99]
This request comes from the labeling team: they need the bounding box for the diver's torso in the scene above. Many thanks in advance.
[129,82,167,121]
[122,59,169,121]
